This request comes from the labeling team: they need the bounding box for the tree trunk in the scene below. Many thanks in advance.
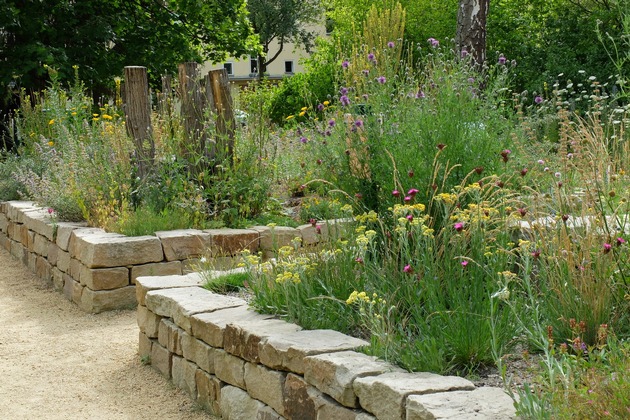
[123,66,154,180]
[456,0,490,65]
[178,62,206,165]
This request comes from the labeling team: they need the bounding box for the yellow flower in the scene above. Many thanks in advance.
[299,111,306,117]
[102,114,113,120]
[323,100,330,106]
[48,119,55,125]
[92,113,99,117]
[47,141,54,146]
[300,106,308,111]
[285,115,295,120]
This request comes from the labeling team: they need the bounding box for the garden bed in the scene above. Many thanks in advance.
[135,274,517,419]
[0,200,349,313]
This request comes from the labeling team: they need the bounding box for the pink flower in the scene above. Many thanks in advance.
[603,243,612,253]
[392,190,400,197]
[316,225,322,234]
[355,257,364,264]
[309,218,317,227]
[404,196,412,202]
[454,222,464,232]
[407,188,419,197]
[47,208,54,215]
[403,264,413,273]
[461,260,469,267]
[406,214,413,222]
[616,237,626,246]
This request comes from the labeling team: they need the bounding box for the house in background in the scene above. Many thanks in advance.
[201,22,328,99]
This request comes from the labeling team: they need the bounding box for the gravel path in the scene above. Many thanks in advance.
[0,247,214,419]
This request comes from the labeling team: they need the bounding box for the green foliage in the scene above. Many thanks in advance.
[112,205,202,237]
[202,271,249,294]
[0,0,257,111]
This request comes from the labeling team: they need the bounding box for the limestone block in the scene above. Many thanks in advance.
[190,306,271,348]
[73,231,164,268]
[251,226,300,251]
[35,255,52,282]
[172,355,198,399]
[244,362,287,416]
[155,229,212,261]
[317,402,376,420]
[33,233,49,256]
[298,218,353,246]
[137,305,161,338]
[68,257,83,280]
[23,209,55,240]
[405,387,516,420]
[181,332,217,374]
[135,273,204,306]
[205,228,260,256]
[158,318,183,356]
[224,319,301,363]
[0,212,7,233]
[0,232,8,251]
[6,201,36,222]
[79,285,136,313]
[80,266,129,290]
[55,222,88,251]
[353,372,475,420]
[130,261,182,284]
[56,250,71,273]
[259,330,369,375]
[21,226,34,249]
[63,274,81,302]
[257,405,285,420]
[52,267,64,291]
[297,224,322,246]
[47,242,59,266]
[145,287,245,333]
[7,221,19,241]
[27,251,36,272]
[196,370,222,415]
[151,342,172,378]
[138,331,153,360]
[214,349,246,389]
[219,385,268,420]
[303,351,399,408]
[283,373,322,420]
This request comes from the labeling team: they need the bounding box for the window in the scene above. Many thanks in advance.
[223,62,233,76]
[250,58,258,75]
[284,60,294,74]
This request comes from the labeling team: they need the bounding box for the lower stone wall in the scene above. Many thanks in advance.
[136,275,517,420]
[0,201,348,313]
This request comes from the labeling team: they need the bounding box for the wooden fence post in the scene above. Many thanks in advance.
[178,62,207,165]
[208,68,236,164]
[123,66,154,180]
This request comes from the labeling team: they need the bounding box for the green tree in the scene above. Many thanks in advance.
[247,0,324,77]
[0,0,257,112]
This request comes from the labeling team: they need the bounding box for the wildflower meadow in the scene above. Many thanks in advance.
[1,2,629,418]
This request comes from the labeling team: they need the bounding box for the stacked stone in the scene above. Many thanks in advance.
[0,200,351,313]
[136,276,517,419]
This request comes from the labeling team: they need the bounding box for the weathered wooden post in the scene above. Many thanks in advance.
[123,66,154,179]
[178,62,207,164]
[159,74,172,116]
[208,68,236,164]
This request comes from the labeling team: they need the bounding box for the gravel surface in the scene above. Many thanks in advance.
[0,247,214,420]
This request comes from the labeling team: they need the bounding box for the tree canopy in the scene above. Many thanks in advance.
[0,0,257,110]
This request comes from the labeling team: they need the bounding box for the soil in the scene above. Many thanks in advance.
[0,247,215,420]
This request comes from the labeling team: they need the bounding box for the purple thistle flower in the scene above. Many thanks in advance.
[377,76,386,84]
[340,87,348,95]
[328,119,336,127]
[387,41,395,48]
[461,48,469,58]
[415,90,425,99]
[354,119,363,128]
[317,103,325,111]
[498,55,507,65]
[340,95,350,106]
[362,69,370,76]
[534,95,543,104]
[342,60,349,69]
[300,136,308,144]
[368,53,376,63]
[324,130,331,137]
[427,37,439,47]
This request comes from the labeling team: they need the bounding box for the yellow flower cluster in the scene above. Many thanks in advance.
[346,290,372,305]
[434,193,457,205]
[355,210,378,223]
[451,202,499,225]
[391,203,425,217]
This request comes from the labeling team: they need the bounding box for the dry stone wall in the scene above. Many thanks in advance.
[136,275,517,419]
[0,201,348,313]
